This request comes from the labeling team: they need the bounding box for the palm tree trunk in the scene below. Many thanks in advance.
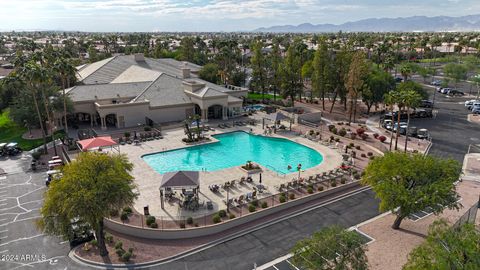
[389,108,395,151]
[40,87,56,155]
[404,108,411,152]
[62,76,68,137]
[395,108,401,150]
[32,88,48,153]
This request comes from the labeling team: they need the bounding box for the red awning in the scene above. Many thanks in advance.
[78,136,117,151]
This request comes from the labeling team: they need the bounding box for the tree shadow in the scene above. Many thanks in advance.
[397,228,427,239]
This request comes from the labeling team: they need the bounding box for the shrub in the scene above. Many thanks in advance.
[355,145,361,150]
[354,173,361,180]
[105,234,113,243]
[186,216,193,225]
[120,212,129,221]
[122,251,132,262]
[229,213,236,219]
[146,216,156,226]
[331,181,337,187]
[349,142,355,147]
[248,204,256,212]
[144,126,152,131]
[361,153,367,158]
[116,248,125,257]
[179,222,185,228]
[338,122,344,125]
[340,178,346,184]
[124,132,131,138]
[128,247,134,254]
[367,152,373,157]
[369,156,375,160]
[32,150,42,160]
[350,133,357,140]
[218,210,227,218]
[307,187,313,194]
[334,138,340,142]
[115,241,123,250]
[338,128,347,137]
[289,193,295,200]
[150,222,158,228]
[328,124,335,131]
[331,127,338,134]
[90,239,98,247]
[356,128,365,135]
[378,135,387,143]
[250,200,259,207]
[330,135,335,141]
[123,207,132,214]
[261,201,268,208]
[318,186,324,191]
[373,133,379,139]
[110,209,119,217]
[213,214,221,223]
[279,195,286,203]
[194,223,199,227]
[360,133,368,140]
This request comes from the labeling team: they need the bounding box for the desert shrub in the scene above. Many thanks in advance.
[355,145,361,150]
[90,239,98,246]
[218,210,227,218]
[186,216,193,224]
[116,248,125,257]
[250,200,259,207]
[373,133,379,139]
[331,180,337,187]
[331,127,338,134]
[146,216,156,226]
[307,187,313,194]
[356,128,365,135]
[361,153,367,158]
[279,195,286,203]
[350,133,357,140]
[105,234,113,243]
[318,186,324,191]
[338,122,344,125]
[330,135,335,141]
[289,193,295,200]
[367,152,373,156]
[179,222,185,228]
[248,204,256,212]
[123,207,132,214]
[122,251,132,262]
[349,142,355,147]
[334,137,340,142]
[128,247,134,254]
[150,222,158,228]
[360,133,368,140]
[340,178,346,184]
[213,214,221,223]
[124,132,131,138]
[261,201,268,208]
[338,128,347,137]
[378,135,387,142]
[370,156,375,160]
[328,124,335,131]
[115,241,123,250]
[120,212,129,221]
[229,213,236,219]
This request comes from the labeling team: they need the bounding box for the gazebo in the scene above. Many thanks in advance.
[77,136,119,152]
[263,111,292,133]
[159,171,200,209]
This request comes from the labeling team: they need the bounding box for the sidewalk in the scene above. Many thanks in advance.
[357,180,480,270]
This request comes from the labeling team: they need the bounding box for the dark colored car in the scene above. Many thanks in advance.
[447,89,464,96]
[395,77,403,83]
[420,100,433,108]
[414,109,433,118]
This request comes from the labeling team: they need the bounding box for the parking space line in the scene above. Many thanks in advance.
[0,250,8,254]
[0,229,8,233]
[0,236,8,240]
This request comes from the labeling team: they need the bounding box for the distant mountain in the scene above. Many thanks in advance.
[254,14,480,33]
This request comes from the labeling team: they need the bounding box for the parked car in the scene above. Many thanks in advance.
[68,218,94,248]
[436,87,443,93]
[441,88,451,94]
[0,143,6,156]
[447,89,464,96]
[417,128,430,140]
[420,100,434,108]
[393,122,408,133]
[414,108,433,118]
[465,100,479,107]
[407,126,418,137]
[469,102,480,111]
[471,104,480,112]
[472,107,480,114]
[430,80,442,86]
[5,142,21,156]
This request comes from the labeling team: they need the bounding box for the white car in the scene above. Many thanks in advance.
[471,104,480,112]
[472,107,480,114]
[465,100,478,107]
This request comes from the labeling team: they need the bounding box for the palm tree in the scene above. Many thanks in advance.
[53,57,76,137]
[384,92,397,151]
[400,64,412,81]
[402,90,422,152]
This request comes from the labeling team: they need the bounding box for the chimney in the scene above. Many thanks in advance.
[181,62,190,79]
[182,80,205,93]
[134,53,145,62]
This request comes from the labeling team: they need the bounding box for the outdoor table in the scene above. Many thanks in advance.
[207,201,213,210]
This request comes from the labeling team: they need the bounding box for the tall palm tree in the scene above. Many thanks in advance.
[402,90,422,152]
[394,92,405,151]
[384,92,397,151]
[53,57,76,137]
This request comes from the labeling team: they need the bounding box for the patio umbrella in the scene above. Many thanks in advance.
[259,173,262,183]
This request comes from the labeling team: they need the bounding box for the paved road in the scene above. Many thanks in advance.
[0,155,77,270]
[410,85,480,162]
[142,188,380,270]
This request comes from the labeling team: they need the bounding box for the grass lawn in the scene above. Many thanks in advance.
[247,92,276,100]
[0,110,64,151]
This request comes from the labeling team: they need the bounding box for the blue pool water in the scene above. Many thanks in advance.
[244,104,265,111]
[142,131,323,175]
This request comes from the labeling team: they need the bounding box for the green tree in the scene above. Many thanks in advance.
[291,226,368,270]
[250,41,268,101]
[361,152,462,229]
[198,63,220,84]
[345,51,369,123]
[384,91,399,151]
[444,63,468,87]
[179,37,195,63]
[53,57,77,136]
[39,152,137,256]
[311,39,330,109]
[363,68,395,114]
[269,41,283,102]
[404,219,480,270]
[280,45,303,105]
[401,89,422,152]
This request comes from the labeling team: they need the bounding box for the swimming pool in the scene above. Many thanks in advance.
[142,131,323,175]
[244,104,266,111]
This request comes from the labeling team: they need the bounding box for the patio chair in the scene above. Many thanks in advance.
[238,195,244,204]
[239,177,246,184]
[230,180,236,186]
[224,123,231,128]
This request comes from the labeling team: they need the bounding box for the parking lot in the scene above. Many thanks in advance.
[0,155,80,270]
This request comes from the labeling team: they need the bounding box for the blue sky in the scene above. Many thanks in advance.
[0,0,479,32]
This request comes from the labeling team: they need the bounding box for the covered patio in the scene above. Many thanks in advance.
[262,111,293,133]
[159,171,201,211]
[77,136,120,152]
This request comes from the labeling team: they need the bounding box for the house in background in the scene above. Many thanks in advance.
[66,53,247,130]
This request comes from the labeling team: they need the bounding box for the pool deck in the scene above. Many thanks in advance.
[110,123,343,219]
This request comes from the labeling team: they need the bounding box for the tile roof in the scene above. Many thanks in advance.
[135,74,193,107]
[68,82,150,102]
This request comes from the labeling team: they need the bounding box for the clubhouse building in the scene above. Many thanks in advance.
[67,54,247,130]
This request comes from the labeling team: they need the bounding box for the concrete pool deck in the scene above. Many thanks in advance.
[108,123,343,219]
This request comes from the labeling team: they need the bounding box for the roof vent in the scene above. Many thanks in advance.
[181,62,190,79]
[134,53,145,62]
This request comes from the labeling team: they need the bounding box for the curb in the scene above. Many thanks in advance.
[70,185,371,269]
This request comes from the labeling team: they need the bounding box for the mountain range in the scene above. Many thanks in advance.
[254,14,480,33]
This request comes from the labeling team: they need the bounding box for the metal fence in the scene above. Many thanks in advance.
[453,197,479,228]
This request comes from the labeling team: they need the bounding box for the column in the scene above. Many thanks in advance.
[90,114,94,127]
[222,107,228,120]
[101,117,107,130]
[202,109,208,123]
